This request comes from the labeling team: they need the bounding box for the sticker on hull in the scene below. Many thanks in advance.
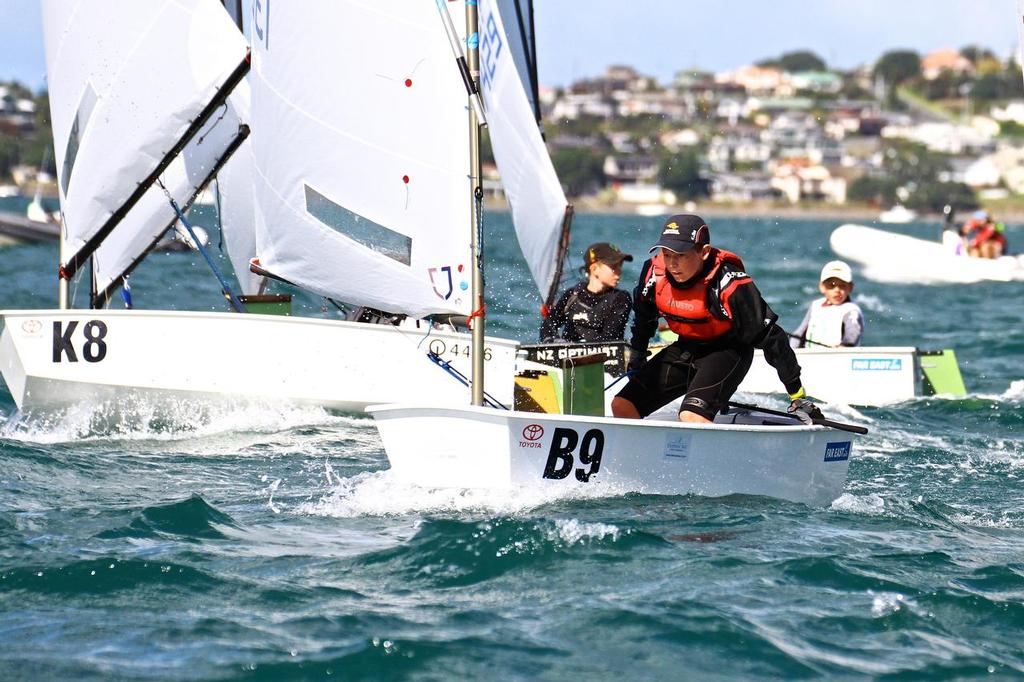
[824,441,851,462]
[851,358,903,371]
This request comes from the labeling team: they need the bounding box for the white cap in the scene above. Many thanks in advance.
[820,260,853,283]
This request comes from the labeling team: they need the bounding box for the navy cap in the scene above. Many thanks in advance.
[585,242,633,266]
[650,214,710,253]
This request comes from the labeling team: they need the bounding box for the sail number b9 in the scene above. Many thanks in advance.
[52,320,108,363]
[543,427,604,482]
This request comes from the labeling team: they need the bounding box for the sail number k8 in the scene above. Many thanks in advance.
[52,321,108,363]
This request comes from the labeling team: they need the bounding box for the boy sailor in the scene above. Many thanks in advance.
[791,260,864,348]
[612,214,821,424]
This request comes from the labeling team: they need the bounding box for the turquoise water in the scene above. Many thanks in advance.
[1,208,1023,680]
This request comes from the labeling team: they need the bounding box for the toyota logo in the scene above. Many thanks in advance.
[522,424,544,441]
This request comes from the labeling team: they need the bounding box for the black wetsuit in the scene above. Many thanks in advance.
[539,281,632,343]
[618,256,802,419]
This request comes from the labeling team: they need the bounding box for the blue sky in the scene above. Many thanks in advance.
[1,0,1019,92]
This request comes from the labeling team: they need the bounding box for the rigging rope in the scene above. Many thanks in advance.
[427,351,508,409]
[157,178,247,313]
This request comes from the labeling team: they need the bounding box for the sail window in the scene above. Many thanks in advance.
[304,184,412,265]
[61,84,98,197]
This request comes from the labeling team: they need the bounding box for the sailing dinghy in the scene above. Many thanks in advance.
[367,0,864,506]
[831,224,1024,284]
[2,0,572,416]
[739,346,966,406]
[369,403,855,507]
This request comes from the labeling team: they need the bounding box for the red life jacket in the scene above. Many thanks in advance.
[652,248,749,341]
[970,224,1006,248]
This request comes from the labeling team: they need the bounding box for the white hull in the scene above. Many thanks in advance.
[831,224,1024,283]
[368,404,856,506]
[740,346,919,406]
[878,206,917,223]
[0,310,519,413]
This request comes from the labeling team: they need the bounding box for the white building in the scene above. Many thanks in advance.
[550,93,614,120]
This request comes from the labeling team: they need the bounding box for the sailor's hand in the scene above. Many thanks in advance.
[787,397,824,425]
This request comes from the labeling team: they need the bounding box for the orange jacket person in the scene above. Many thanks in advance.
[612,214,819,424]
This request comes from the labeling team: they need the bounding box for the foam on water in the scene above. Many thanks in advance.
[300,470,632,518]
[1002,379,1024,400]
[869,591,909,618]
[948,511,1020,530]
[546,518,622,544]
[831,492,887,515]
[1,396,346,445]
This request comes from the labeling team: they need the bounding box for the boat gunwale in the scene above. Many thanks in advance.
[365,403,842,435]
[0,308,522,347]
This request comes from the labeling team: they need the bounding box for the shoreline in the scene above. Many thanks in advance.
[484,197,1024,224]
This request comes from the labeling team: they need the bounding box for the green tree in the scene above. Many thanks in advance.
[906,181,977,213]
[970,73,1003,101]
[550,114,607,141]
[550,147,605,197]
[614,113,665,138]
[881,140,949,187]
[0,88,54,181]
[847,176,900,206]
[960,45,997,65]
[1,80,33,100]
[777,50,827,72]
[658,151,706,199]
[873,50,921,86]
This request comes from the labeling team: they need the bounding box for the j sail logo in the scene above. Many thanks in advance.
[824,441,851,462]
[428,266,453,300]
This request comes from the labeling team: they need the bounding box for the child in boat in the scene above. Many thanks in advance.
[612,214,821,425]
[968,215,1007,259]
[791,260,864,348]
[539,242,633,343]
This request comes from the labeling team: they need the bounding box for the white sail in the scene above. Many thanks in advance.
[493,0,539,118]
[217,140,261,296]
[42,0,248,270]
[479,0,568,298]
[250,0,474,318]
[92,90,250,300]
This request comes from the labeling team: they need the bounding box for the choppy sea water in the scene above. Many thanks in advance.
[1,207,1023,680]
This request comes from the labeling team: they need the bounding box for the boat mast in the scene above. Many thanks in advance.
[466,1,485,406]
[435,0,487,406]
[58,224,68,308]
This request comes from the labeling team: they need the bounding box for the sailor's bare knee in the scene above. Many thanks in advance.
[611,397,640,419]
